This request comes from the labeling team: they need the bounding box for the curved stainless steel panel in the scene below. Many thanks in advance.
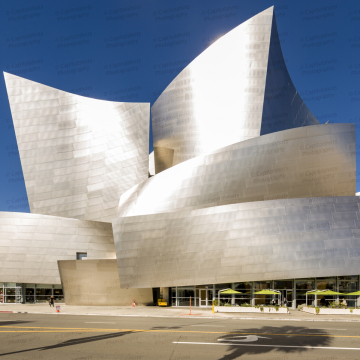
[149,151,155,176]
[4,72,150,222]
[260,13,319,135]
[118,124,355,217]
[0,212,115,284]
[151,7,273,173]
[113,196,360,288]
[151,7,319,173]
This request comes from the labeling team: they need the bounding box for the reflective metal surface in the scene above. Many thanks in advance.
[149,151,155,176]
[0,212,115,284]
[1,8,358,294]
[4,72,150,222]
[151,7,319,174]
[58,259,153,305]
[113,196,360,288]
[118,124,355,217]
[260,13,318,135]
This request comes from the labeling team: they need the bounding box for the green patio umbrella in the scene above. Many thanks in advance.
[346,291,360,295]
[253,289,281,306]
[306,289,345,307]
[307,290,344,296]
[253,289,280,295]
[219,289,242,294]
[217,288,242,306]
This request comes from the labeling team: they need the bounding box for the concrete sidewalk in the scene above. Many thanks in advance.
[1,304,360,322]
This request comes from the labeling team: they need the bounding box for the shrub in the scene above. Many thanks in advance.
[315,307,320,315]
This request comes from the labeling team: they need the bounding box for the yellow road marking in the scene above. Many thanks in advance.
[0,326,360,338]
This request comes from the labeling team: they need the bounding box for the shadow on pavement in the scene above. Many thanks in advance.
[0,320,33,326]
[0,330,133,357]
[215,325,331,359]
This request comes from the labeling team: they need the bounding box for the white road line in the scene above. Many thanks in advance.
[173,342,360,350]
[85,322,116,324]
[191,325,225,327]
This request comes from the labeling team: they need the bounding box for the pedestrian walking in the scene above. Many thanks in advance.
[49,295,54,307]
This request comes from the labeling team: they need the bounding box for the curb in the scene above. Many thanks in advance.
[7,311,360,322]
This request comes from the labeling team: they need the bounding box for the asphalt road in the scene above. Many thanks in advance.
[1,313,360,359]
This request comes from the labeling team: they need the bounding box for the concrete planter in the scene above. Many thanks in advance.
[214,306,289,314]
[302,307,360,315]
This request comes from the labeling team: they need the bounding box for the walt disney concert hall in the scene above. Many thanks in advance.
[1,7,359,308]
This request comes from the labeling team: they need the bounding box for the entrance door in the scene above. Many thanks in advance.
[199,289,213,307]
[279,290,292,307]
[286,290,293,308]
[199,289,207,307]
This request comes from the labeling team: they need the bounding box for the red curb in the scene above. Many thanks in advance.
[0,311,13,313]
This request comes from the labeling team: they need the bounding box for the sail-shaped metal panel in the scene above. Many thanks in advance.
[4,72,150,222]
[151,7,320,174]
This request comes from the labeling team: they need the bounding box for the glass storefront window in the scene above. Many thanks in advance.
[26,287,35,303]
[339,279,359,307]
[177,287,195,306]
[274,280,294,307]
[35,284,53,302]
[274,280,293,290]
[234,282,252,292]
[171,288,176,306]
[338,276,358,281]
[254,281,272,305]
[233,283,252,305]
[296,279,315,290]
[296,279,315,306]
[339,281,358,293]
[253,281,272,305]
[316,277,336,291]
[254,281,271,290]
[53,288,64,301]
[215,284,232,290]
[4,287,22,303]
[315,278,337,306]
[53,285,64,301]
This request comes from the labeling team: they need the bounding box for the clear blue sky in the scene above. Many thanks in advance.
[0,0,358,212]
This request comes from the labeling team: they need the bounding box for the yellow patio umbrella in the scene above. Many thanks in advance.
[217,288,242,306]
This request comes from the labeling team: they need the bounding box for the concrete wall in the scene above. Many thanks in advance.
[58,259,153,306]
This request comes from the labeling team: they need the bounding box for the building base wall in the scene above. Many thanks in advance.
[58,260,153,306]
